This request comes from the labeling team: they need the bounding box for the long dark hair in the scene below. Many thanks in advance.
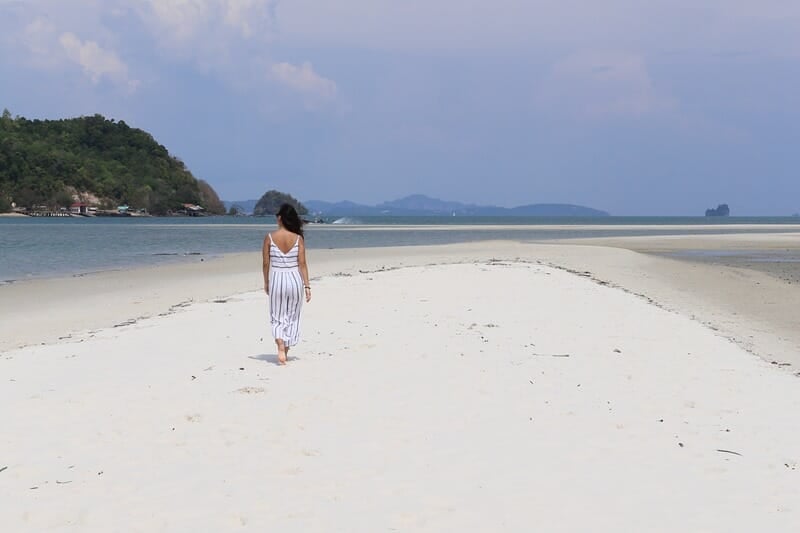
[276,203,304,237]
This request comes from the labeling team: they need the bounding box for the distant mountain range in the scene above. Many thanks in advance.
[223,199,259,214]
[224,194,609,217]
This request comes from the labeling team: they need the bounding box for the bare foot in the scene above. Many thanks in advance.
[277,340,287,365]
[285,346,290,361]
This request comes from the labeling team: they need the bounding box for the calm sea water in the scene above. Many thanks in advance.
[1,216,799,283]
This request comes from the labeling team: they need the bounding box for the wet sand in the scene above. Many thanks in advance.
[554,232,800,284]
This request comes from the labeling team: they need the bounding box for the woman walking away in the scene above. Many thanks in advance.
[262,203,312,365]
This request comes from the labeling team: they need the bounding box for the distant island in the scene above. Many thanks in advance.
[225,194,610,217]
[251,190,308,216]
[705,203,730,217]
[0,111,224,215]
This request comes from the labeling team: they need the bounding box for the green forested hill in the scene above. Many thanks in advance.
[253,190,308,216]
[0,110,224,214]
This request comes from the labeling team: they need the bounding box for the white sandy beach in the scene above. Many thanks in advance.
[1,240,799,531]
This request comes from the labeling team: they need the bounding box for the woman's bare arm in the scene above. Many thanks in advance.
[298,236,311,302]
[262,235,270,294]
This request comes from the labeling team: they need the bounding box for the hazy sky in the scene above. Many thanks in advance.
[1,0,799,215]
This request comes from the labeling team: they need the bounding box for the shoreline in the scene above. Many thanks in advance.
[2,237,799,372]
[550,232,800,285]
[2,222,800,285]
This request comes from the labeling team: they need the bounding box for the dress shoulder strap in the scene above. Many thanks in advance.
[268,233,274,244]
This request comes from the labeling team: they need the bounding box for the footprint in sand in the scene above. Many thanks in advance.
[235,387,265,395]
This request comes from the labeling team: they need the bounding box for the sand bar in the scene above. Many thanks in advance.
[2,237,799,368]
[298,223,800,232]
[553,231,800,251]
[1,245,798,531]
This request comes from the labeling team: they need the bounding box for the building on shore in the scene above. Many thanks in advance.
[69,202,93,216]
[178,203,205,216]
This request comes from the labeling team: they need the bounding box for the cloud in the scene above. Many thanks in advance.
[138,0,278,49]
[6,10,137,91]
[276,0,800,58]
[270,61,337,100]
[6,1,800,61]
[221,0,277,38]
[127,0,282,89]
[1,0,281,93]
[16,16,61,69]
[143,0,212,44]
[59,32,138,91]
[3,0,796,117]
[536,51,675,119]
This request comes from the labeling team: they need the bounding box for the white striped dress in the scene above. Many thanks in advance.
[268,233,304,347]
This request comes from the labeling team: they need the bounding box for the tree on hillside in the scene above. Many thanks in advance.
[0,113,224,215]
[253,190,308,216]
[198,179,225,215]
